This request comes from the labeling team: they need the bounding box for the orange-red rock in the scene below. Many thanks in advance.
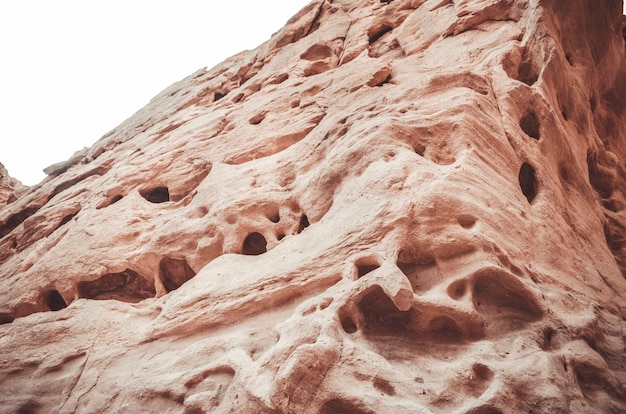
[1,0,626,412]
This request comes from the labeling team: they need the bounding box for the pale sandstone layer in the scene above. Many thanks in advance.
[1,0,626,413]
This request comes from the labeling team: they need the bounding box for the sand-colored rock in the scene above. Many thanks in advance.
[0,163,26,206]
[1,0,626,412]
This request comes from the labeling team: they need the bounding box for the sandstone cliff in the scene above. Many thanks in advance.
[1,0,626,413]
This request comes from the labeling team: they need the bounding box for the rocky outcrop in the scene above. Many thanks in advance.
[1,0,625,413]
[0,163,26,205]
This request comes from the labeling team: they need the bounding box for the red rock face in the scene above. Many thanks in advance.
[0,163,26,205]
[1,0,625,412]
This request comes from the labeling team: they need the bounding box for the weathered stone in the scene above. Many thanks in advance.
[1,1,625,412]
[0,163,26,205]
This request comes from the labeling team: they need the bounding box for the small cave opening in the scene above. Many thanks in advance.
[44,289,67,311]
[0,313,14,324]
[268,211,280,223]
[517,61,539,86]
[243,232,267,255]
[368,24,393,45]
[0,207,40,238]
[355,258,381,279]
[502,49,539,86]
[519,110,540,140]
[518,162,538,203]
[320,398,375,414]
[297,214,310,233]
[358,287,411,336]
[587,152,613,199]
[58,212,78,228]
[590,95,597,112]
[159,257,197,292]
[472,271,542,322]
[141,187,170,203]
[214,91,226,101]
[96,195,123,210]
[77,269,156,302]
[341,316,358,334]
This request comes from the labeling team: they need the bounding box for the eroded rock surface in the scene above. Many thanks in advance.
[0,163,26,205]
[1,0,626,413]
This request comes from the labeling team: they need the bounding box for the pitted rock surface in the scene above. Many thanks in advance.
[1,0,626,413]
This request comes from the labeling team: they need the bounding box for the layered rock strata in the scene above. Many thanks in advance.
[1,0,626,412]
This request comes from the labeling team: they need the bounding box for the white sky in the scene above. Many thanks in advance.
[1,1,625,185]
[0,1,310,185]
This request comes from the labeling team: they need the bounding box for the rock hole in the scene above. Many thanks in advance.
[268,212,280,223]
[159,257,197,292]
[300,43,334,61]
[59,212,77,227]
[373,377,395,395]
[0,207,40,238]
[428,315,463,342]
[0,313,14,324]
[44,289,67,311]
[96,195,123,210]
[368,24,393,45]
[457,214,476,229]
[517,61,539,86]
[358,287,410,336]
[242,232,267,255]
[472,270,542,323]
[414,143,426,157]
[502,49,539,86]
[277,233,286,241]
[565,53,573,65]
[472,363,494,381]
[518,163,538,203]
[297,214,310,233]
[520,110,540,140]
[466,406,503,414]
[396,249,437,291]
[355,258,381,279]
[17,402,42,414]
[214,91,226,101]
[541,327,556,350]
[341,317,358,334]
[587,152,613,198]
[447,279,467,300]
[320,399,374,414]
[249,113,265,125]
[77,269,156,302]
[141,187,170,203]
